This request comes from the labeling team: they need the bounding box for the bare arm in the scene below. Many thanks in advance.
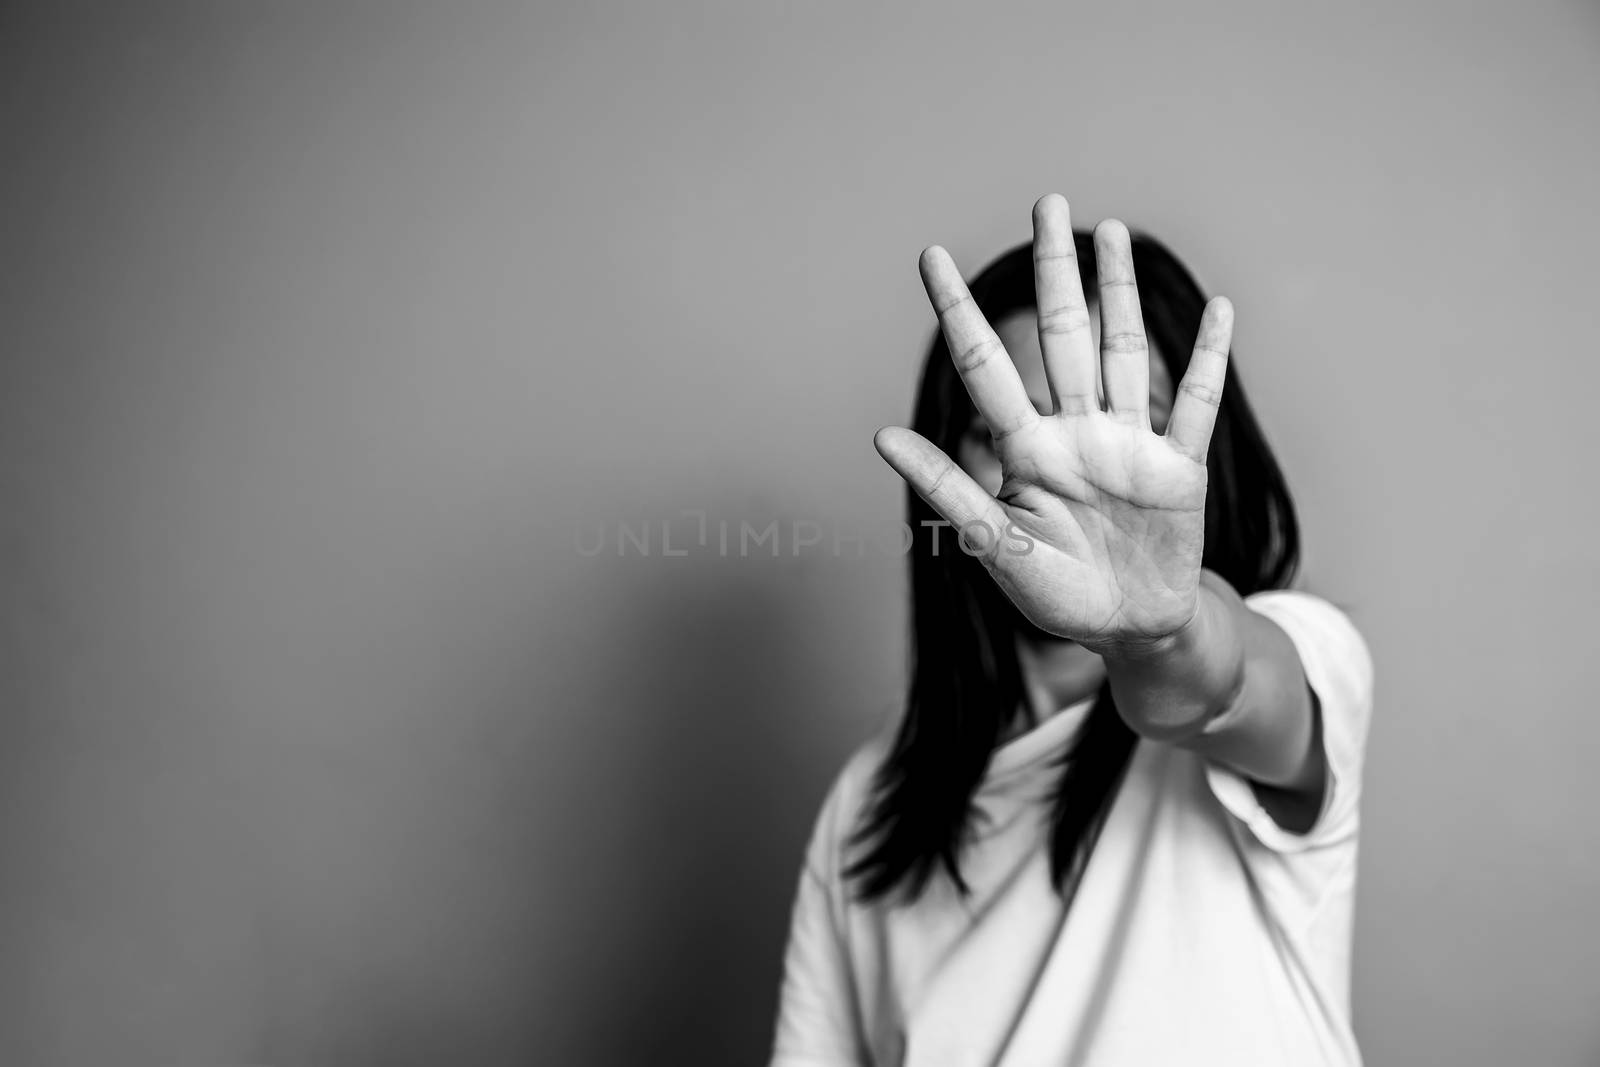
[1104,570,1325,822]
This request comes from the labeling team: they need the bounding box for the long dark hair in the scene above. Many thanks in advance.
[844,230,1300,903]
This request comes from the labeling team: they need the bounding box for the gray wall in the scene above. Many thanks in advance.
[3,2,1598,1064]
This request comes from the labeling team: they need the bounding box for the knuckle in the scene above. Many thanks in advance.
[1037,303,1092,336]
[952,336,1002,371]
[1179,379,1223,407]
[934,291,976,317]
[1101,331,1148,355]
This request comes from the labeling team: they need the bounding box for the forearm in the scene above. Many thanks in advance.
[1101,570,1248,741]
[1102,571,1318,789]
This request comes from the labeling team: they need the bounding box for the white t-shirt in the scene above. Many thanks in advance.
[770,590,1374,1067]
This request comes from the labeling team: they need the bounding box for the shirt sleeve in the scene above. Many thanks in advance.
[769,758,873,1067]
[1203,590,1375,853]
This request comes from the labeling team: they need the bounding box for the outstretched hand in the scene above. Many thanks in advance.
[875,195,1234,659]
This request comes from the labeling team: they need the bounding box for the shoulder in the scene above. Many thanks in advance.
[801,729,895,884]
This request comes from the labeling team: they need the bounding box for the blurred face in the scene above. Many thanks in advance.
[955,305,1176,495]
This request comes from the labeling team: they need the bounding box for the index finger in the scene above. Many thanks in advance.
[920,245,1039,443]
[1165,297,1234,462]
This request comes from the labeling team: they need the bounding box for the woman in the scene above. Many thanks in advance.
[770,195,1374,1066]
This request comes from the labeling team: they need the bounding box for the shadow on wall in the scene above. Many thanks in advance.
[224,539,839,1067]
[539,556,826,1067]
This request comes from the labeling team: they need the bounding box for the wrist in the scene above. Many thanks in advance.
[1099,581,1249,737]
[1097,604,1203,668]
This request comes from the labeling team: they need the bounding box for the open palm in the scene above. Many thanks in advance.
[875,195,1234,657]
